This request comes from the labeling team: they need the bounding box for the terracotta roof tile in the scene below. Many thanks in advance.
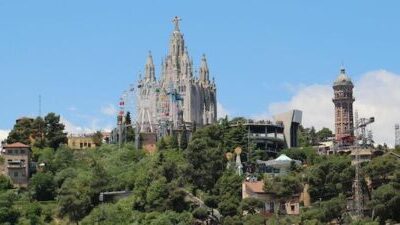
[244,181,265,193]
[3,142,30,148]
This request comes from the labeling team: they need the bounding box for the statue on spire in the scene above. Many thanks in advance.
[172,16,181,31]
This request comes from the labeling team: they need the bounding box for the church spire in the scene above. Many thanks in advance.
[168,16,185,60]
[172,16,181,31]
[145,51,156,82]
[181,47,192,78]
[199,54,209,84]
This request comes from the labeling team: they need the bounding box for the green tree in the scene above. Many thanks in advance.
[370,183,400,223]
[7,117,33,145]
[92,131,103,147]
[58,176,92,225]
[281,147,319,165]
[265,174,303,199]
[31,117,46,148]
[306,155,353,201]
[224,123,248,154]
[30,172,56,201]
[145,177,168,211]
[204,195,219,210]
[185,127,225,190]
[298,125,311,147]
[363,155,399,185]
[243,214,265,225]
[0,175,12,191]
[223,216,243,225]
[44,113,67,149]
[241,197,264,214]
[157,137,167,150]
[192,207,208,222]
[166,188,189,213]
[214,171,242,217]
[265,173,303,214]
[0,191,20,225]
[316,127,333,142]
[309,127,317,146]
[80,201,133,225]
[25,202,42,225]
[301,196,346,223]
[218,195,240,217]
[125,112,135,143]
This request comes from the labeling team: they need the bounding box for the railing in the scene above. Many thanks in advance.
[7,162,26,168]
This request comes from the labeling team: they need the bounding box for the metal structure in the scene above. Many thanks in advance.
[357,117,375,147]
[395,124,400,147]
[353,116,374,218]
[354,110,359,138]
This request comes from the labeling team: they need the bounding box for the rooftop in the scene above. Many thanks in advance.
[244,181,265,193]
[333,68,353,86]
[3,142,30,148]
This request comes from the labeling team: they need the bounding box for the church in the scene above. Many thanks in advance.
[136,17,217,138]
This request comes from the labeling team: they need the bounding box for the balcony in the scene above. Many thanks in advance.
[7,162,26,168]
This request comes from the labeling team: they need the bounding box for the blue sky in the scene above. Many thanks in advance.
[1,1,400,137]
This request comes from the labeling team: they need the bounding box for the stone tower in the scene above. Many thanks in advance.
[332,67,355,142]
[136,17,217,136]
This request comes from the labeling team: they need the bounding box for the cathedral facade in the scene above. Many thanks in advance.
[136,17,217,136]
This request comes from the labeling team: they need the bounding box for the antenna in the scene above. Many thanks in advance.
[38,95,42,117]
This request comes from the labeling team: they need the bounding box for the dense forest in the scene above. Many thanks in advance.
[1,116,399,224]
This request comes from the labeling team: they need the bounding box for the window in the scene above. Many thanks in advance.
[291,205,295,212]
[88,143,91,148]
[14,171,18,177]
[20,150,25,154]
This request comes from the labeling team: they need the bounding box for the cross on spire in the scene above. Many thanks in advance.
[172,16,181,31]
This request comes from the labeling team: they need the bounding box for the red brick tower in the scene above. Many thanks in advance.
[333,68,355,142]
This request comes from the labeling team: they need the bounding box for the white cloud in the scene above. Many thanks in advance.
[260,70,400,146]
[67,106,77,112]
[0,130,9,142]
[101,104,117,116]
[60,116,114,135]
[61,117,95,134]
[217,102,231,119]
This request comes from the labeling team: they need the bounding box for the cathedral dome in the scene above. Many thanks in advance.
[334,68,353,86]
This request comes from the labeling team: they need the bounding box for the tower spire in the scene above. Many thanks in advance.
[145,51,156,82]
[199,54,209,84]
[172,16,181,31]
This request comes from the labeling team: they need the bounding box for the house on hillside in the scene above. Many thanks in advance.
[242,180,300,216]
[1,142,31,187]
